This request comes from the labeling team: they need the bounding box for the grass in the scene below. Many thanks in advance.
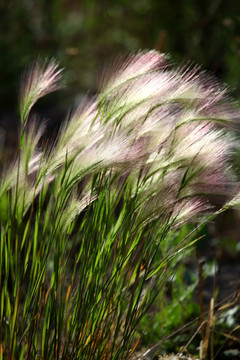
[0,50,240,359]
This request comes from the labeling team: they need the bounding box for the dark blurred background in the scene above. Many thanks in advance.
[1,0,240,157]
[1,0,240,111]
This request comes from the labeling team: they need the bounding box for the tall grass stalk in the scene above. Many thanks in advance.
[0,51,239,359]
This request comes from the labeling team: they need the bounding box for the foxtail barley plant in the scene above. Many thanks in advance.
[0,51,239,359]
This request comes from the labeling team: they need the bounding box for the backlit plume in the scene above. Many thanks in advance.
[19,59,63,123]
[2,50,240,223]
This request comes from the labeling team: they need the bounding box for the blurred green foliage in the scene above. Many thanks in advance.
[1,0,240,111]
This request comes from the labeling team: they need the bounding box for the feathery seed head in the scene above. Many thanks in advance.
[3,52,239,223]
[100,50,168,96]
[19,59,63,124]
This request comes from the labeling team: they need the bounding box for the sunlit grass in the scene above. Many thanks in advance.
[0,51,240,359]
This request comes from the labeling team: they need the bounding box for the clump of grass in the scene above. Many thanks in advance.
[0,50,239,360]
